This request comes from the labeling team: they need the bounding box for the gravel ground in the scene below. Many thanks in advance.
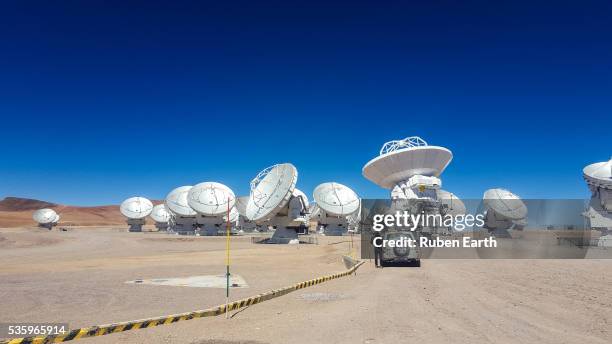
[1,228,611,344]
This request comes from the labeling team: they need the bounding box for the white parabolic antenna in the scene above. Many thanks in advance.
[150,204,171,223]
[313,182,360,216]
[246,163,297,221]
[483,188,527,220]
[583,159,612,189]
[33,208,58,224]
[363,136,452,189]
[437,189,466,216]
[165,186,197,216]
[187,182,236,216]
[120,197,153,219]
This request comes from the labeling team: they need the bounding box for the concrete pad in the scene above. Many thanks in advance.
[126,274,249,288]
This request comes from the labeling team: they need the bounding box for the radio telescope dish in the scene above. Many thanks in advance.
[363,136,452,189]
[313,182,360,216]
[246,163,297,222]
[120,197,153,219]
[483,188,527,221]
[187,182,236,216]
[583,159,612,230]
[33,208,58,225]
[165,186,197,217]
[584,159,612,189]
[150,204,171,223]
[437,189,466,216]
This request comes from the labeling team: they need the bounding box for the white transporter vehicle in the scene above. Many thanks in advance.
[481,188,528,238]
[246,163,309,244]
[33,208,60,230]
[583,159,612,246]
[363,136,456,265]
[187,182,236,236]
[150,204,171,231]
[120,197,153,232]
[165,186,198,234]
[311,182,360,236]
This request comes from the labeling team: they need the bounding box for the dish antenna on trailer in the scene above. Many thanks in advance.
[150,204,171,231]
[481,188,527,238]
[120,197,153,232]
[246,163,308,243]
[583,159,612,241]
[187,182,236,236]
[363,136,453,235]
[311,182,360,236]
[33,208,60,230]
[165,186,197,234]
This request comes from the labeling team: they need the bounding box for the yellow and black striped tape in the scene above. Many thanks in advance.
[1,260,364,344]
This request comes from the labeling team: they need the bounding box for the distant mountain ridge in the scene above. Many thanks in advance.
[0,197,160,228]
[0,197,58,211]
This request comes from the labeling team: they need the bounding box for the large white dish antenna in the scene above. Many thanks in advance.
[246,163,297,221]
[483,188,527,220]
[165,186,197,216]
[150,204,171,223]
[437,189,466,216]
[187,182,236,216]
[120,197,153,219]
[33,208,58,224]
[584,159,612,189]
[363,136,452,189]
[313,182,360,216]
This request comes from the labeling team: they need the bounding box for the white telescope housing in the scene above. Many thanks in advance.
[311,182,360,236]
[165,186,197,234]
[120,197,153,232]
[33,208,60,230]
[583,159,612,234]
[481,188,527,237]
[187,182,236,236]
[436,189,467,233]
[363,136,453,235]
[246,163,308,244]
[150,204,171,231]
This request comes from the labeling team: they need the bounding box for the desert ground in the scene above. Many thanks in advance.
[1,226,611,344]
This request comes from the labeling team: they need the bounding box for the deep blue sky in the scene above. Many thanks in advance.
[0,1,610,205]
